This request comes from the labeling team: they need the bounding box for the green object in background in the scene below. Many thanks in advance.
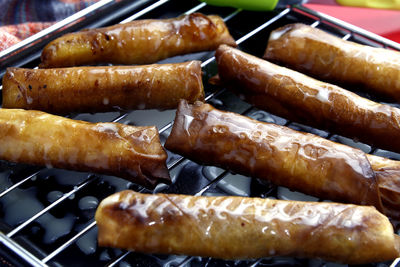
[200,0,280,11]
[336,0,400,9]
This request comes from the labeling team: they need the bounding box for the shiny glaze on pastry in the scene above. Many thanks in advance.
[2,61,204,113]
[96,190,400,264]
[215,44,400,154]
[40,13,236,67]
[264,23,400,101]
[165,100,382,211]
[0,108,170,187]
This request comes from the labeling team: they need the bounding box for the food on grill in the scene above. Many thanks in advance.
[264,23,400,101]
[0,108,170,187]
[214,45,400,153]
[2,61,204,113]
[96,190,400,264]
[165,100,384,210]
[40,13,236,68]
[367,154,400,218]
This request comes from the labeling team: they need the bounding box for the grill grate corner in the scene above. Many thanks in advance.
[0,1,399,266]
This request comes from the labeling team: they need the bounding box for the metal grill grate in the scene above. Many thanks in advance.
[0,1,400,266]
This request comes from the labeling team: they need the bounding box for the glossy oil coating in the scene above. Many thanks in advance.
[214,46,400,218]
[216,45,400,153]
[367,154,400,218]
[40,13,236,68]
[264,23,400,101]
[0,109,170,187]
[2,61,204,114]
[96,190,400,264]
[165,100,382,210]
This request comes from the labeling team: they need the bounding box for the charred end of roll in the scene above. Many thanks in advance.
[178,13,236,48]
[205,14,237,48]
[95,190,185,253]
[165,99,195,152]
[122,125,171,188]
[367,154,400,219]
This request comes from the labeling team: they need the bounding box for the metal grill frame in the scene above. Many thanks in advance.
[0,1,400,266]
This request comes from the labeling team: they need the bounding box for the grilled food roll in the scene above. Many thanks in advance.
[2,61,204,113]
[367,154,400,218]
[215,45,400,153]
[165,100,383,211]
[40,13,236,68]
[96,190,400,264]
[0,109,170,187]
[264,23,400,101]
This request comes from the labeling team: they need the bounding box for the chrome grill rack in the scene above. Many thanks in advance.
[0,1,399,266]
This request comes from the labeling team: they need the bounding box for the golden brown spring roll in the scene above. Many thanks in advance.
[0,108,169,187]
[2,61,204,114]
[165,100,383,211]
[40,13,236,68]
[96,190,400,264]
[215,45,400,154]
[264,23,400,101]
[367,154,400,217]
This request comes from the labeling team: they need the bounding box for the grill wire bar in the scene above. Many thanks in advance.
[0,0,400,266]
[0,0,114,60]
[0,0,174,199]
[41,221,97,264]
[6,175,97,238]
[38,6,247,265]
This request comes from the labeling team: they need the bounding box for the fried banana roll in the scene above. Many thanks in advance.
[264,23,400,101]
[0,109,170,187]
[96,190,400,264]
[40,13,236,68]
[215,45,400,153]
[2,61,204,113]
[165,100,382,210]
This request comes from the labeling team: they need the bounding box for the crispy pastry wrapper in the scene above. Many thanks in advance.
[367,154,400,218]
[0,109,170,187]
[264,23,400,101]
[2,61,204,114]
[96,190,400,264]
[40,13,236,68]
[214,45,400,218]
[165,100,382,211]
[215,45,400,154]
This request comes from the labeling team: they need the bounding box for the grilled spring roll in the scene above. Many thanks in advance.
[96,190,400,264]
[0,108,170,188]
[264,23,400,101]
[40,13,236,68]
[165,100,383,212]
[367,154,400,218]
[2,61,204,114]
[213,43,400,218]
[215,45,400,154]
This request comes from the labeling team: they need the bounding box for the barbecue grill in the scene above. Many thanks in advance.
[1,0,400,266]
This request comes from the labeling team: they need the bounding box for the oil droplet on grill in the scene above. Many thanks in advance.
[78,196,99,210]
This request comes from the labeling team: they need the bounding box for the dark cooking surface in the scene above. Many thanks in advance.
[0,0,399,266]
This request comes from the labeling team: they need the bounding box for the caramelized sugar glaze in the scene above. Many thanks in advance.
[40,13,236,68]
[2,61,204,113]
[264,23,400,102]
[96,190,400,264]
[165,100,384,212]
[0,109,170,187]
